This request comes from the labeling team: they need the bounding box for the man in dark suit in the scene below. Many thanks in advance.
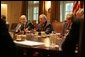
[61,8,84,56]
[61,13,73,36]
[37,14,53,34]
[15,15,28,33]
[15,15,34,34]
[61,17,81,56]
[0,19,20,56]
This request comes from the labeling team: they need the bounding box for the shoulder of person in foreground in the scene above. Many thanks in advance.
[0,19,19,56]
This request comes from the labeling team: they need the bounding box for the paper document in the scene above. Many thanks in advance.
[14,40,44,46]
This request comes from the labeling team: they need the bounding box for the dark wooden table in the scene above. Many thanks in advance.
[14,40,63,56]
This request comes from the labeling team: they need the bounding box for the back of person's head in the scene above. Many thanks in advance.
[1,15,6,22]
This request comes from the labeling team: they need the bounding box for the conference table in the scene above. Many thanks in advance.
[13,32,66,56]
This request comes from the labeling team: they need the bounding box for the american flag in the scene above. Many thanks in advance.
[72,1,81,16]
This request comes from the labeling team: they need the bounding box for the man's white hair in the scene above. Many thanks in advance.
[39,14,47,21]
[20,15,27,19]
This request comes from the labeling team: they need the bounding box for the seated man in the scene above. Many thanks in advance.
[15,15,28,33]
[61,13,73,36]
[37,14,53,34]
[15,15,35,34]
[61,8,84,56]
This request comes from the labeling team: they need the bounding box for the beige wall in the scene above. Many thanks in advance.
[1,1,22,25]
[1,4,7,20]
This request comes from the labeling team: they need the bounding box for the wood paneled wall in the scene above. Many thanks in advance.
[21,1,28,19]
[1,1,22,24]
[39,1,60,23]
[51,1,60,22]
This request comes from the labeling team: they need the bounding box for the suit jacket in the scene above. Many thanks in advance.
[61,19,81,56]
[15,22,34,33]
[37,21,53,34]
[61,21,72,36]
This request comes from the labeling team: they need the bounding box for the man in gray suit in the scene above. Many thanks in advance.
[37,14,53,34]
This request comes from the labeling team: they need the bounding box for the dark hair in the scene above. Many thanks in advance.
[1,15,6,21]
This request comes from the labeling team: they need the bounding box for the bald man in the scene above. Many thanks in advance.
[15,15,36,34]
[15,15,28,33]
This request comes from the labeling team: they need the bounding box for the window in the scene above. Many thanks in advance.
[34,1,39,4]
[60,1,73,22]
[65,3,73,20]
[33,7,39,21]
[28,1,39,23]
